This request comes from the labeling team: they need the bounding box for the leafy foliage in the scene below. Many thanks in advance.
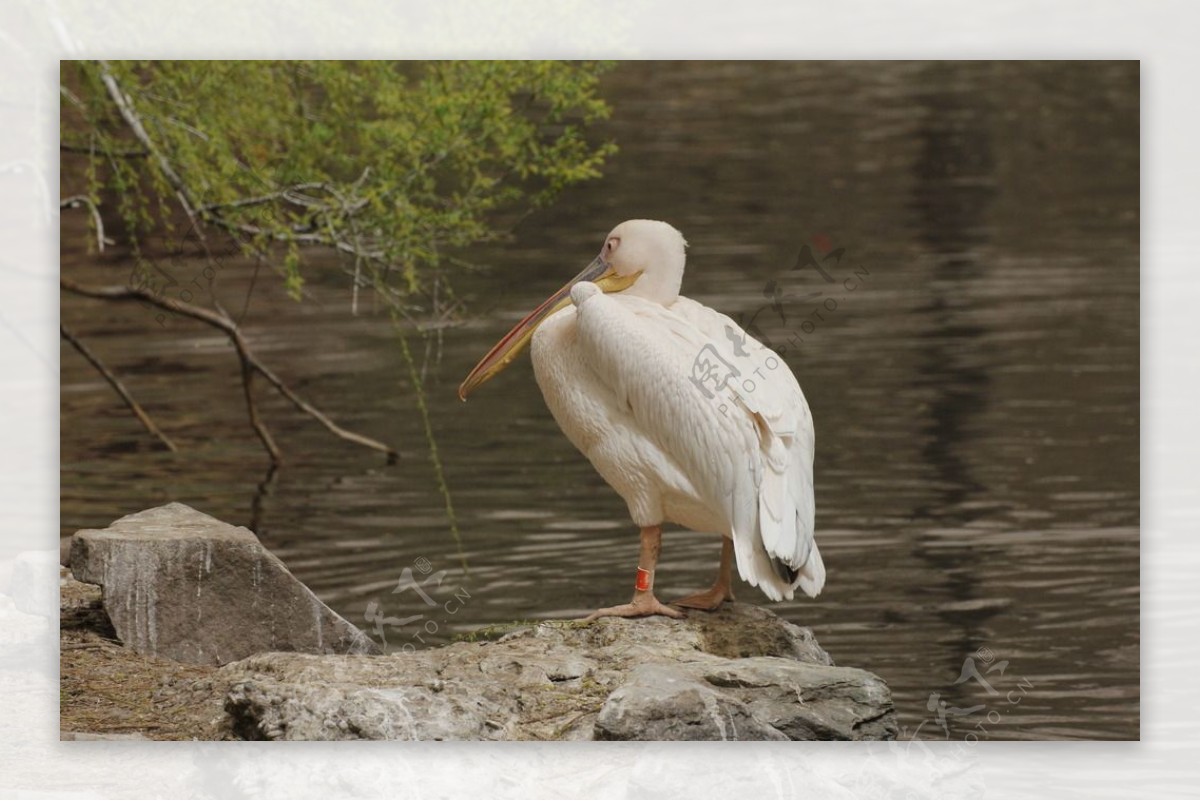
[62,60,616,306]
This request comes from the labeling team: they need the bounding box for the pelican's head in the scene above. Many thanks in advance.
[458,219,688,400]
[599,219,688,305]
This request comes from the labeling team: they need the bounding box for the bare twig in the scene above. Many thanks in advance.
[209,299,394,459]
[196,183,331,214]
[236,342,281,463]
[249,462,279,534]
[61,278,399,465]
[60,195,111,252]
[207,217,386,261]
[60,323,178,452]
[160,115,210,141]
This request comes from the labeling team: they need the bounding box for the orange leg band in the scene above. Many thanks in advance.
[635,567,652,592]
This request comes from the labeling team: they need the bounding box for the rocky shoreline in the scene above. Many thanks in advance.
[60,503,898,741]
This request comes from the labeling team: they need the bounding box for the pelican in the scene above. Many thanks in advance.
[459,220,824,619]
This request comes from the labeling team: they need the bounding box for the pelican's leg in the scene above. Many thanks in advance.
[585,525,683,620]
[671,536,736,611]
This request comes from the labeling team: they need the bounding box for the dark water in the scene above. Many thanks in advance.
[60,61,1139,740]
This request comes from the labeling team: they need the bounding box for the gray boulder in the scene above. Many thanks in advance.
[217,603,897,741]
[69,503,378,665]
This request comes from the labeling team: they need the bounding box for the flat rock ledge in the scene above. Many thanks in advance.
[219,604,897,741]
[63,503,897,741]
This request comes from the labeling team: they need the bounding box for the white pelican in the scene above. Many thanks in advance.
[459,220,824,619]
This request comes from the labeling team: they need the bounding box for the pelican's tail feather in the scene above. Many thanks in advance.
[795,541,825,598]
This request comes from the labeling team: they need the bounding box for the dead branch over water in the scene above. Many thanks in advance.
[60,323,178,453]
[61,278,399,466]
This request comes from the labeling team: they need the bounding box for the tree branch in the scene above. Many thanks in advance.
[91,67,389,307]
[60,195,110,252]
[60,323,178,452]
[236,340,282,463]
[197,183,331,214]
[95,60,210,248]
[206,212,385,260]
[61,278,399,465]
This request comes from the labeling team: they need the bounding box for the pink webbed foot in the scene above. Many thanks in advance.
[584,594,684,621]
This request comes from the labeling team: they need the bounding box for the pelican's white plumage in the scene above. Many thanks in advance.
[526,221,824,602]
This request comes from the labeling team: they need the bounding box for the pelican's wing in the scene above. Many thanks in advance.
[670,297,823,596]
[571,287,823,600]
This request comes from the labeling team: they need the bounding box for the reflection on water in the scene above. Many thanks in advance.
[908,63,1000,720]
[60,62,1139,740]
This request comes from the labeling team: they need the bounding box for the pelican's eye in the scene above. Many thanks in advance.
[604,237,620,257]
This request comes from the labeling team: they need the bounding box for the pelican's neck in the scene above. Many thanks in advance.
[621,253,684,307]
